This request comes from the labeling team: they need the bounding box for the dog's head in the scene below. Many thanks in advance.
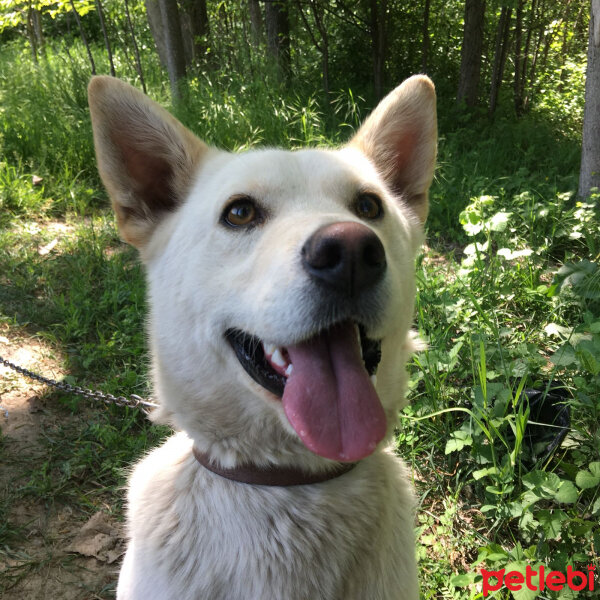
[88,76,436,469]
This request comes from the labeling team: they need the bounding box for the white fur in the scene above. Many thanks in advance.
[118,433,418,600]
[88,74,437,600]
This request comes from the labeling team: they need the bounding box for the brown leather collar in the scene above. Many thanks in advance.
[192,446,356,486]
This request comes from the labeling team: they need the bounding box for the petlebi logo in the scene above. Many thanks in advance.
[481,564,596,597]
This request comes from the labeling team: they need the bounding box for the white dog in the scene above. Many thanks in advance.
[88,74,436,600]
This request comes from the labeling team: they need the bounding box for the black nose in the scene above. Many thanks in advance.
[301,222,386,296]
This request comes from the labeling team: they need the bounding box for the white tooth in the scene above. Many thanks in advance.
[285,364,293,377]
[271,348,287,368]
[263,342,277,357]
[354,324,363,358]
[370,374,377,387]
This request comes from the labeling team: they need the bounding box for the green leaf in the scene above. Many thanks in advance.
[554,480,578,504]
[537,509,568,539]
[522,471,547,489]
[518,511,537,531]
[498,247,534,260]
[575,464,600,490]
[450,573,475,587]
[521,490,542,508]
[576,340,600,375]
[444,431,473,454]
[550,344,577,367]
[570,520,594,536]
[503,561,540,600]
[486,484,513,495]
[552,260,600,299]
[540,472,561,495]
[488,211,512,232]
[472,466,498,480]
[507,502,524,518]
[486,552,509,562]
[554,587,578,600]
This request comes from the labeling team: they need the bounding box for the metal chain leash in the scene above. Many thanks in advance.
[0,354,158,412]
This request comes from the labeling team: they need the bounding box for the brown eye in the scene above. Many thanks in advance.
[222,196,260,228]
[355,193,383,220]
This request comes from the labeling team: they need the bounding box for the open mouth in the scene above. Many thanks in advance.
[225,322,386,462]
[225,323,381,399]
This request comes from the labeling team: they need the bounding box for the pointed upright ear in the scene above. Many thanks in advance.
[88,76,208,248]
[349,75,437,223]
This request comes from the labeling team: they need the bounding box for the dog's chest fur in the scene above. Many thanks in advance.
[119,434,417,600]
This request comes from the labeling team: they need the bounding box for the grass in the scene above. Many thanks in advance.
[0,38,599,599]
[404,192,600,596]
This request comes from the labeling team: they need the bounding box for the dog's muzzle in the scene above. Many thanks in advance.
[225,222,390,464]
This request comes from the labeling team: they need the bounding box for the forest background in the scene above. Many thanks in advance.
[0,1,599,598]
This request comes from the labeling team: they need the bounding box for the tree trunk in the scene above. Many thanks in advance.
[179,0,210,65]
[489,5,512,115]
[146,0,168,69]
[311,1,329,95]
[370,0,388,100]
[158,0,187,101]
[558,1,575,90]
[125,0,146,93]
[519,0,537,112]
[457,0,486,108]
[266,0,291,80]
[32,7,44,52]
[297,0,330,95]
[514,0,525,115]
[422,0,431,72]
[249,0,263,46]
[578,0,600,198]
[321,38,329,96]
[539,0,558,78]
[96,0,115,76]
[70,0,96,74]
[26,5,38,63]
[527,0,547,108]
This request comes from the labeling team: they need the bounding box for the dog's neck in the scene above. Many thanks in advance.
[192,446,356,486]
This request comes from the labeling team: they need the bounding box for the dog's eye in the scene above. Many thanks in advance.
[354,193,383,220]
[222,196,261,228]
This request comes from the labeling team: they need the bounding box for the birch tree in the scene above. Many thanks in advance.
[579,0,600,197]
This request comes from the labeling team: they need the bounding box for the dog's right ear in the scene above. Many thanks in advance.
[88,76,208,248]
[349,75,437,223]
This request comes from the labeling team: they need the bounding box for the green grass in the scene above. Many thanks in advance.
[0,38,599,599]
[404,192,600,597]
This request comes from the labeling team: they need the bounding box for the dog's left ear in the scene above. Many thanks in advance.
[349,75,437,223]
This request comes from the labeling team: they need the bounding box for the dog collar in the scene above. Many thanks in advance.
[192,446,356,486]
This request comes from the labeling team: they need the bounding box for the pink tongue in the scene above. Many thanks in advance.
[282,322,387,462]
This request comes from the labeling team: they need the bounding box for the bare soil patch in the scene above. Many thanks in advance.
[0,327,123,599]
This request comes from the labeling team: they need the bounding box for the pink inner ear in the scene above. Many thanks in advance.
[385,129,418,196]
[112,130,176,215]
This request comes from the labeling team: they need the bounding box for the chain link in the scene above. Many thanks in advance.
[0,354,158,412]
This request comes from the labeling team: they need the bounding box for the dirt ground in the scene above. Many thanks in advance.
[0,328,123,599]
